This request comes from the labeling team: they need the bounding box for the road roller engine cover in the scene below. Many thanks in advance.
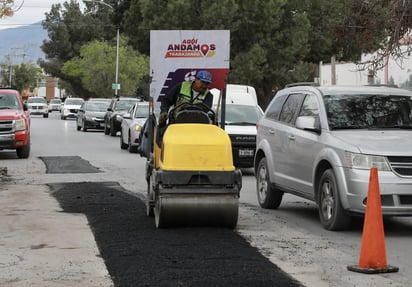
[145,102,242,228]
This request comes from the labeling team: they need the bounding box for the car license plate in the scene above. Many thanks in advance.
[239,149,254,157]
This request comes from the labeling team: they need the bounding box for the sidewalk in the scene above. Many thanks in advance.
[0,176,113,287]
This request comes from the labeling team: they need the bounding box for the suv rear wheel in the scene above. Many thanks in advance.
[256,157,283,209]
[318,169,351,231]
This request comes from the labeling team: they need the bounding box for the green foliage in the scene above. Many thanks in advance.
[13,63,44,91]
[62,39,148,98]
[40,0,115,97]
[41,0,406,106]
[0,60,43,91]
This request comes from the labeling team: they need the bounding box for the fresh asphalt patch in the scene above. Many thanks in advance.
[49,181,303,287]
[39,156,102,174]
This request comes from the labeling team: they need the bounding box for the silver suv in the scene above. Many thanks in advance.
[255,83,412,230]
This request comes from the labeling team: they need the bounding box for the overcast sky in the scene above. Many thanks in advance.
[0,0,85,30]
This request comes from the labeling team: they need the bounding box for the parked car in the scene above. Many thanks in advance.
[0,88,31,158]
[61,97,84,120]
[212,84,264,168]
[120,102,160,153]
[26,96,48,118]
[255,83,412,230]
[48,98,62,112]
[76,100,110,132]
[104,97,141,136]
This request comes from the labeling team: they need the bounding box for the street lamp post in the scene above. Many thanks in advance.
[83,0,120,96]
[115,27,119,96]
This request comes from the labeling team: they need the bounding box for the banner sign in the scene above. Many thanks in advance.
[150,30,230,106]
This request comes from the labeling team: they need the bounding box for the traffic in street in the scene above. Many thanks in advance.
[1,113,412,286]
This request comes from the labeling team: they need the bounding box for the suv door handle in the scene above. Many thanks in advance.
[288,135,296,140]
[268,129,275,134]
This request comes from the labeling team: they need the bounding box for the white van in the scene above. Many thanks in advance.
[212,84,264,168]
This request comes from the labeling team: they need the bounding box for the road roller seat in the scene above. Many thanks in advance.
[169,102,216,125]
[174,109,210,124]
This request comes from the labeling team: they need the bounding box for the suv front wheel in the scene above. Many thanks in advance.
[318,169,351,231]
[256,157,283,209]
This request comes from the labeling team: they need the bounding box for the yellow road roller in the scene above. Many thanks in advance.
[144,101,242,228]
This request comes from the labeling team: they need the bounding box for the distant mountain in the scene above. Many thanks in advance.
[0,21,48,65]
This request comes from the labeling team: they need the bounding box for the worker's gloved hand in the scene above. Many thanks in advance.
[158,112,168,127]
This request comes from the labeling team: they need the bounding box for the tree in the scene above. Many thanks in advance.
[0,59,43,91]
[40,0,114,97]
[227,0,313,107]
[42,0,412,106]
[13,63,44,91]
[124,0,314,107]
[374,1,412,66]
[62,39,148,97]
[0,0,15,18]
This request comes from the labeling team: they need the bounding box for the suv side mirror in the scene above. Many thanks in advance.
[296,116,321,133]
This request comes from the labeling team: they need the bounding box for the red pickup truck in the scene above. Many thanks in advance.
[0,88,31,158]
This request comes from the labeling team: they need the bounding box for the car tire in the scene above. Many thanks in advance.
[82,121,87,132]
[128,133,138,153]
[318,169,351,231]
[104,122,110,135]
[256,157,283,209]
[120,131,128,149]
[109,121,117,136]
[77,124,81,131]
[16,137,30,159]
[43,113,48,118]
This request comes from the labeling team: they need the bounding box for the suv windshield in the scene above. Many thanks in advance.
[324,94,412,130]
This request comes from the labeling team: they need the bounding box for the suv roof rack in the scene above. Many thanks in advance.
[285,82,320,88]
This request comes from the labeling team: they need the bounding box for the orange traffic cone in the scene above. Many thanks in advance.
[347,167,398,274]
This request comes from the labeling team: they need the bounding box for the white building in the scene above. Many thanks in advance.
[319,50,412,86]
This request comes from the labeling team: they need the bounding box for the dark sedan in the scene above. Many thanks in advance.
[104,97,140,136]
[76,100,110,132]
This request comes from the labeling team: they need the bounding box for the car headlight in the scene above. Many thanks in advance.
[134,124,142,132]
[345,152,390,171]
[14,119,26,131]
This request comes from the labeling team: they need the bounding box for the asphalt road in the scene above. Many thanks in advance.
[2,112,412,287]
[0,113,301,287]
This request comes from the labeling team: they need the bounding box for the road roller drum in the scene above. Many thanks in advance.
[145,103,242,228]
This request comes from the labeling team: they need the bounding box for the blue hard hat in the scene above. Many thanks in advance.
[196,70,212,83]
